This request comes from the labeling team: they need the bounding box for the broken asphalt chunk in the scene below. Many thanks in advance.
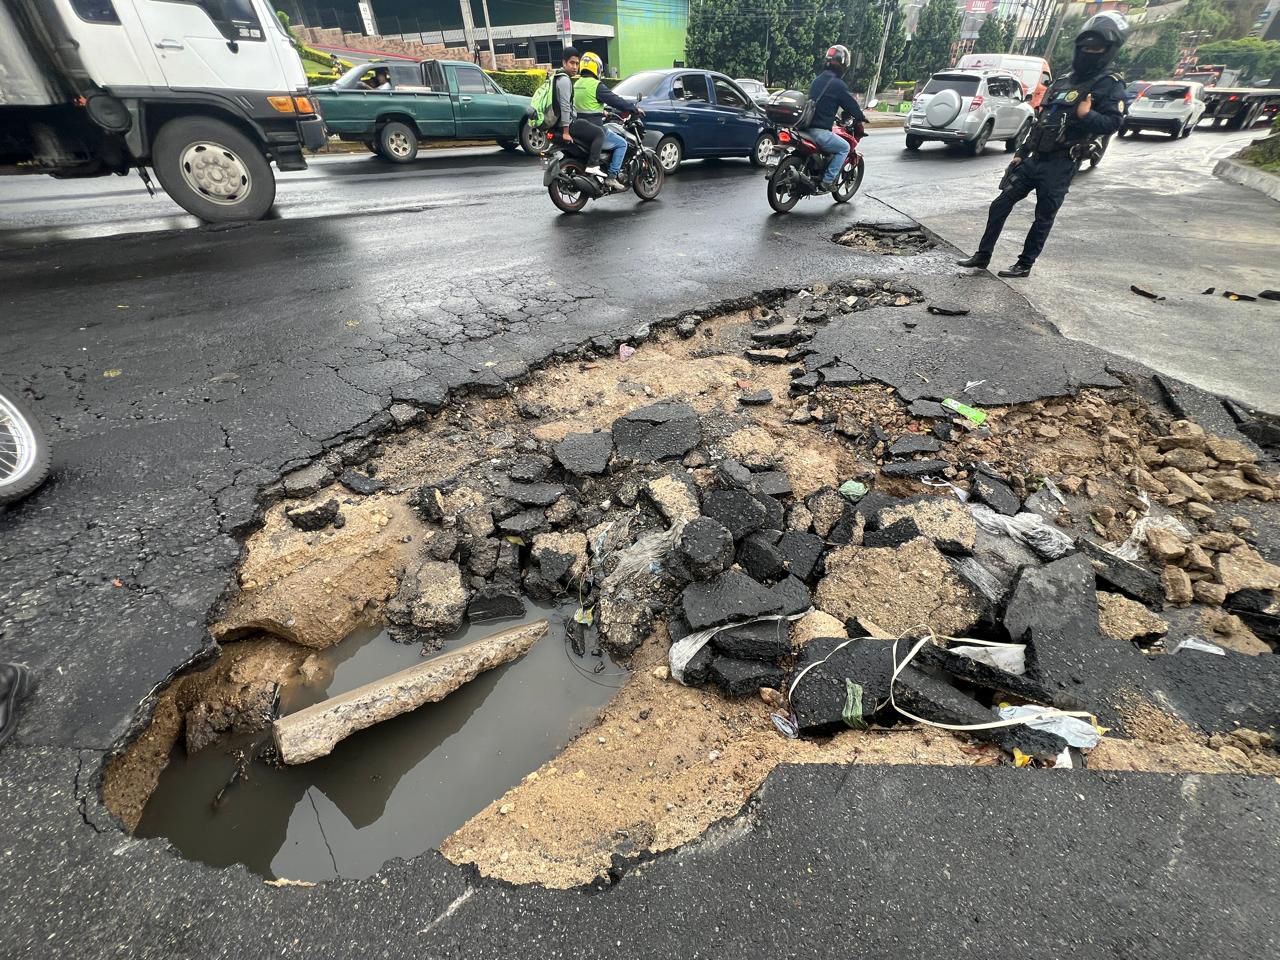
[553,431,614,476]
[339,469,385,496]
[712,620,792,661]
[680,571,781,630]
[708,656,786,698]
[738,389,774,407]
[791,637,896,733]
[926,302,970,316]
[970,471,1020,517]
[744,348,792,364]
[909,399,949,419]
[881,459,949,478]
[862,517,922,549]
[503,481,567,507]
[888,434,943,457]
[1077,539,1165,609]
[612,402,701,463]
[677,517,735,580]
[282,462,332,499]
[285,498,340,532]
[777,531,824,582]
[750,319,805,347]
[737,530,786,582]
[467,584,525,623]
[1130,284,1165,301]
[703,488,781,540]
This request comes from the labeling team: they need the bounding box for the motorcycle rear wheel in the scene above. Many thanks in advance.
[632,156,664,200]
[0,387,50,505]
[767,156,805,213]
[549,160,590,213]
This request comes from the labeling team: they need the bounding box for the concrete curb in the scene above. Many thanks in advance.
[1213,157,1280,202]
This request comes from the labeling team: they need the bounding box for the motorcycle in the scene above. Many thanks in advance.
[765,117,865,214]
[0,385,50,505]
[543,110,664,213]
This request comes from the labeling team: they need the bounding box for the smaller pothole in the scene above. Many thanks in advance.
[133,603,622,881]
[834,225,934,255]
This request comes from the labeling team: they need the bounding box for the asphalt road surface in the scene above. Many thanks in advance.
[1,122,1278,958]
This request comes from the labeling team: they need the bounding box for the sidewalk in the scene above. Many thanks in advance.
[872,130,1279,414]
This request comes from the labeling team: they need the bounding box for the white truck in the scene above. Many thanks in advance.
[0,0,325,222]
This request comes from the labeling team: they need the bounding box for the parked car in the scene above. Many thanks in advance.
[312,59,541,162]
[612,69,775,173]
[735,78,770,105]
[904,71,1035,155]
[1122,81,1207,138]
[956,53,1053,107]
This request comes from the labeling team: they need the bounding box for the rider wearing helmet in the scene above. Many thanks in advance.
[802,44,868,193]
[573,51,641,190]
[958,12,1128,277]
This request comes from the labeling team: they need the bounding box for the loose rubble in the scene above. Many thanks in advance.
[114,281,1280,889]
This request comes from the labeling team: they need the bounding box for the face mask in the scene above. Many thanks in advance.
[1073,48,1108,76]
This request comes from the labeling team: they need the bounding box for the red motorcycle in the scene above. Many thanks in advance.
[765,118,865,213]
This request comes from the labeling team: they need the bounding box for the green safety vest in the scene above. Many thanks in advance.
[574,76,605,115]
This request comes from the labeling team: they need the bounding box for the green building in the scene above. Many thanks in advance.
[362,1,690,76]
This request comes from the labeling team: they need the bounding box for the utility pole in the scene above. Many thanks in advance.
[458,0,477,57]
[1042,0,1070,66]
[868,2,896,106]
[479,0,497,69]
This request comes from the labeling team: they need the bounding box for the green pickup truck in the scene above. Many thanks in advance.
[312,60,545,162]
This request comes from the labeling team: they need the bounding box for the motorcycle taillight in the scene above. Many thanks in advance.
[778,129,791,143]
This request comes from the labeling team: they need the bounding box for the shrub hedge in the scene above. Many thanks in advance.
[486,70,546,98]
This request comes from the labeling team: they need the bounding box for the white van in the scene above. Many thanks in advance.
[0,0,324,222]
[956,54,1053,107]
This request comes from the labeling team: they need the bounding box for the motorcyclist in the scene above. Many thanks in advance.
[549,48,611,183]
[802,44,868,193]
[573,52,641,191]
[958,12,1128,277]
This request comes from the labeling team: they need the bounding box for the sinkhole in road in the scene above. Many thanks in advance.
[135,601,623,881]
[833,225,934,255]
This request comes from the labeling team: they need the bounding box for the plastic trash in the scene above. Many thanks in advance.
[838,479,868,500]
[969,503,1075,560]
[996,704,1102,749]
[1053,748,1073,769]
[603,521,686,589]
[1169,636,1226,656]
[771,712,799,739]
[963,379,987,393]
[950,642,1026,675]
[942,398,987,425]
[618,344,636,361]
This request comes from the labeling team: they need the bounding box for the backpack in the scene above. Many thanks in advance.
[531,70,562,129]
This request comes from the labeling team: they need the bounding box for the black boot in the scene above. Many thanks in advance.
[956,253,991,269]
[997,262,1032,278]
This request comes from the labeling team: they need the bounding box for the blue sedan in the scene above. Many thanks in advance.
[612,69,775,173]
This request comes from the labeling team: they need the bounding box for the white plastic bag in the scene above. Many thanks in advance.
[1169,636,1226,656]
[670,611,810,685]
[950,643,1026,675]
[996,704,1101,749]
[1100,514,1192,563]
[969,504,1075,560]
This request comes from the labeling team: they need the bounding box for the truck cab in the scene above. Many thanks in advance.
[312,59,542,161]
[0,0,324,221]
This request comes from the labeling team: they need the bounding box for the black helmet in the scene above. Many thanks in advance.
[824,44,851,75]
[1073,12,1128,75]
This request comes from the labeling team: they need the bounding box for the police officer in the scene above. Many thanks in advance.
[958,13,1128,277]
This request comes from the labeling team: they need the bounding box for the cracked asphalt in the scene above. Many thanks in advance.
[2,129,1277,957]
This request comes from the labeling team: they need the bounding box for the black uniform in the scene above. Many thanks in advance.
[975,70,1125,268]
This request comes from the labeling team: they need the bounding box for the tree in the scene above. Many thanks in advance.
[999,15,1018,52]
[1196,37,1280,80]
[1046,15,1081,74]
[904,0,962,80]
[1131,22,1181,78]
[974,13,1004,53]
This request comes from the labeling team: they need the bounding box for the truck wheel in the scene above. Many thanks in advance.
[519,120,547,155]
[378,121,419,162]
[152,116,275,223]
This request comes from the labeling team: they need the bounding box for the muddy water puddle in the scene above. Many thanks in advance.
[136,603,624,881]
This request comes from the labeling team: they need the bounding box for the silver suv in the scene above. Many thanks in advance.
[905,70,1035,155]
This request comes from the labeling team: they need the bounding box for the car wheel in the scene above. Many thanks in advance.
[378,121,418,163]
[656,136,683,173]
[498,138,518,152]
[1180,118,1194,138]
[967,123,992,156]
[151,116,275,222]
[904,134,923,151]
[1005,121,1030,153]
[750,132,774,168]
[520,120,547,155]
